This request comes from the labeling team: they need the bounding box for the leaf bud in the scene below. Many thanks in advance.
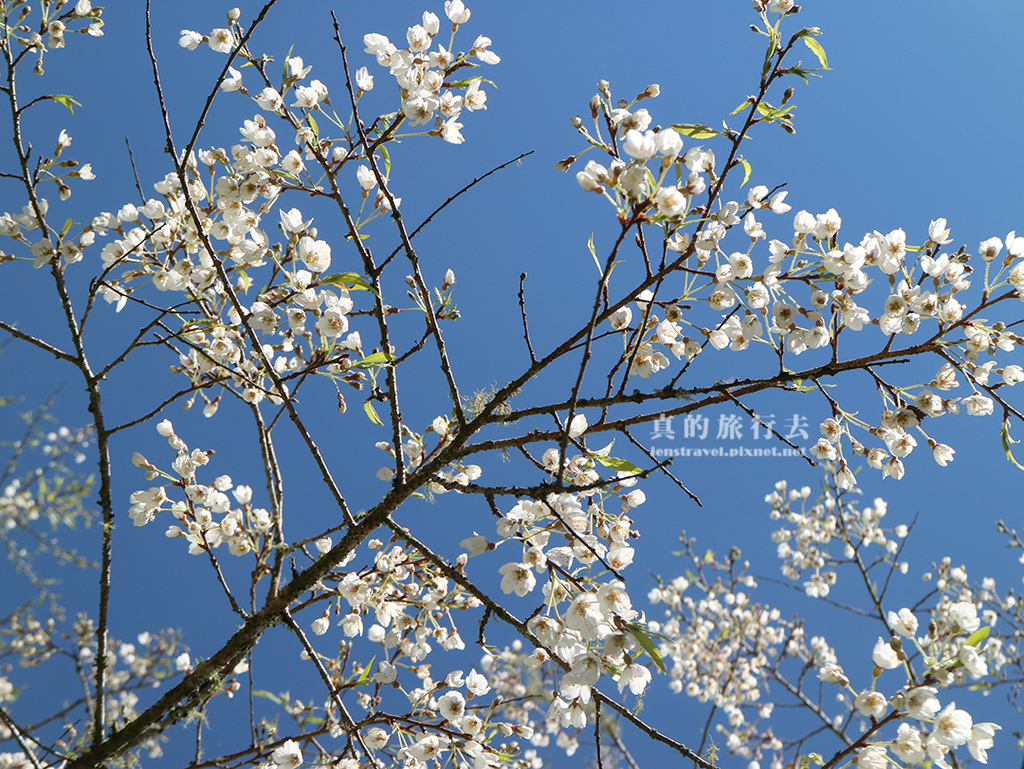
[554,155,576,172]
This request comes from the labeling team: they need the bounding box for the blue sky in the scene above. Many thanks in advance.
[2,1,1023,766]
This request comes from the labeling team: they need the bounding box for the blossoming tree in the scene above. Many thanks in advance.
[1,1,1022,768]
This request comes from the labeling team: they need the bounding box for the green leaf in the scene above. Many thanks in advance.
[762,24,780,79]
[756,102,795,120]
[356,656,376,685]
[446,76,497,90]
[802,36,829,69]
[236,270,252,293]
[799,754,824,769]
[51,94,81,115]
[320,272,373,291]
[786,66,817,84]
[588,232,600,274]
[253,690,284,705]
[999,419,1024,471]
[60,218,74,237]
[363,400,384,426]
[380,144,391,177]
[626,623,666,673]
[352,351,394,370]
[589,453,642,475]
[670,123,720,140]
[965,626,990,647]
[739,159,752,187]
[729,99,751,116]
[306,112,319,140]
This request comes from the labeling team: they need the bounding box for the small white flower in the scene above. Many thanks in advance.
[623,129,657,160]
[445,0,471,24]
[1002,364,1024,385]
[818,663,848,686]
[969,722,1000,763]
[958,645,988,679]
[179,30,203,50]
[355,66,374,92]
[365,727,390,751]
[437,690,466,721]
[872,638,897,671]
[892,723,926,765]
[466,668,490,696]
[356,165,376,191]
[208,28,235,53]
[978,236,1002,261]
[281,150,304,174]
[933,702,973,747]
[609,306,632,330]
[374,661,398,684]
[498,562,536,596]
[904,687,940,720]
[854,689,888,719]
[471,35,499,64]
[854,746,887,769]
[221,66,243,91]
[617,663,651,695]
[932,443,955,466]
[272,739,303,768]
[928,218,952,244]
[888,608,918,637]
[962,394,993,416]
[567,414,588,438]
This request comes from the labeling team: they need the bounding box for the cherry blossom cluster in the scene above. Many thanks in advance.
[1,0,103,73]
[821,594,1002,767]
[766,479,908,597]
[0,4,494,419]
[0,3,103,269]
[646,542,831,766]
[362,1,497,144]
[565,81,1024,486]
[129,419,272,557]
[73,621,191,734]
[293,537,554,769]
[374,410,481,488]
[0,417,95,597]
[446,425,650,749]
[0,613,194,761]
[918,557,1017,687]
[636,465,1023,768]
[51,157,378,410]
